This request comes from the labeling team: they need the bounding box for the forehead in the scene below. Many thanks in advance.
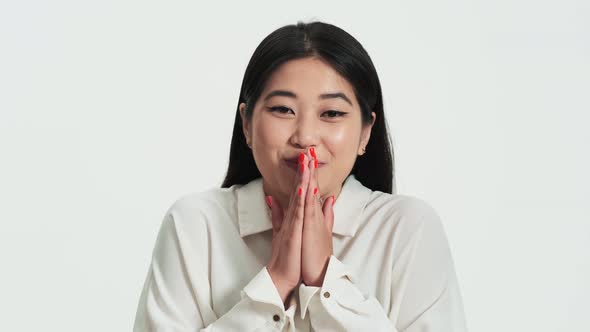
[261,57,358,106]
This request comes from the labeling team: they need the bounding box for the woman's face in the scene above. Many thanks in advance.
[239,57,375,204]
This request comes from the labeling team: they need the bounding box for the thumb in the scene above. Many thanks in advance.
[266,196,284,234]
[322,195,335,231]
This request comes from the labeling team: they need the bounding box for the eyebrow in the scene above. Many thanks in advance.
[262,89,353,106]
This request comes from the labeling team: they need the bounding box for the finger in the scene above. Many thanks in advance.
[291,151,306,188]
[322,195,335,231]
[305,149,319,220]
[310,147,319,185]
[311,147,321,210]
[309,147,324,206]
[284,151,307,223]
[288,151,310,233]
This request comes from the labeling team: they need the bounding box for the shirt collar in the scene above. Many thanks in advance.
[236,174,372,238]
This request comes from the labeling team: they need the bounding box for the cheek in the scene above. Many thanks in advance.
[320,125,360,182]
[323,126,359,154]
[256,122,284,146]
[251,118,290,173]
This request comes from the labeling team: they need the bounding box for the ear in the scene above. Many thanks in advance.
[239,102,251,145]
[359,112,376,154]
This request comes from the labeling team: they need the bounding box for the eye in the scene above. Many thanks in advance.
[322,110,347,118]
[267,106,347,118]
[267,106,294,114]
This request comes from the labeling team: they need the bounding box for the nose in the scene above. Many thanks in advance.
[289,115,320,149]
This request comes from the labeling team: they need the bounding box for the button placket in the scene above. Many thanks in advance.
[287,314,295,330]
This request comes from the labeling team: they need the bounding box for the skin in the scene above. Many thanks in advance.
[238,56,376,307]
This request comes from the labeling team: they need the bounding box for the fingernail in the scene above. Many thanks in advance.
[310,147,316,159]
[298,152,305,163]
[298,187,303,196]
[300,163,305,173]
[314,159,318,168]
[265,196,272,207]
[313,187,318,195]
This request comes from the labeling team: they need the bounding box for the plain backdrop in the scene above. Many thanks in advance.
[1,1,588,331]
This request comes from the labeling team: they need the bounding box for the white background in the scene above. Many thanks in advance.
[1,1,588,331]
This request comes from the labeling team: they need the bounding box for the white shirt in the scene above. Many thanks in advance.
[133,174,467,331]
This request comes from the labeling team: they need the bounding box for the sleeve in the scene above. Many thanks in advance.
[298,255,398,331]
[297,203,467,332]
[389,204,467,331]
[133,210,299,332]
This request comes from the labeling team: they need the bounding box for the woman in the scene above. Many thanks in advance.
[133,21,467,331]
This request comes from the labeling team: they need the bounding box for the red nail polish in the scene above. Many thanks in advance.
[265,196,272,207]
[314,159,318,168]
[313,187,318,195]
[298,187,302,196]
[310,147,316,159]
[298,152,305,163]
[300,163,305,173]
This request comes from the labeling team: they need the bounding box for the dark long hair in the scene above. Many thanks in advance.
[221,20,395,194]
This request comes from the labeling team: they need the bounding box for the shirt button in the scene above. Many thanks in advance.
[273,314,280,321]
[323,291,331,298]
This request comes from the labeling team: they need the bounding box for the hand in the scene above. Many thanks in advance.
[266,151,311,306]
[301,147,336,287]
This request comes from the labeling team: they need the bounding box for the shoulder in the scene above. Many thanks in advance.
[162,185,239,230]
[362,191,447,241]
[364,192,455,273]
[367,192,442,225]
